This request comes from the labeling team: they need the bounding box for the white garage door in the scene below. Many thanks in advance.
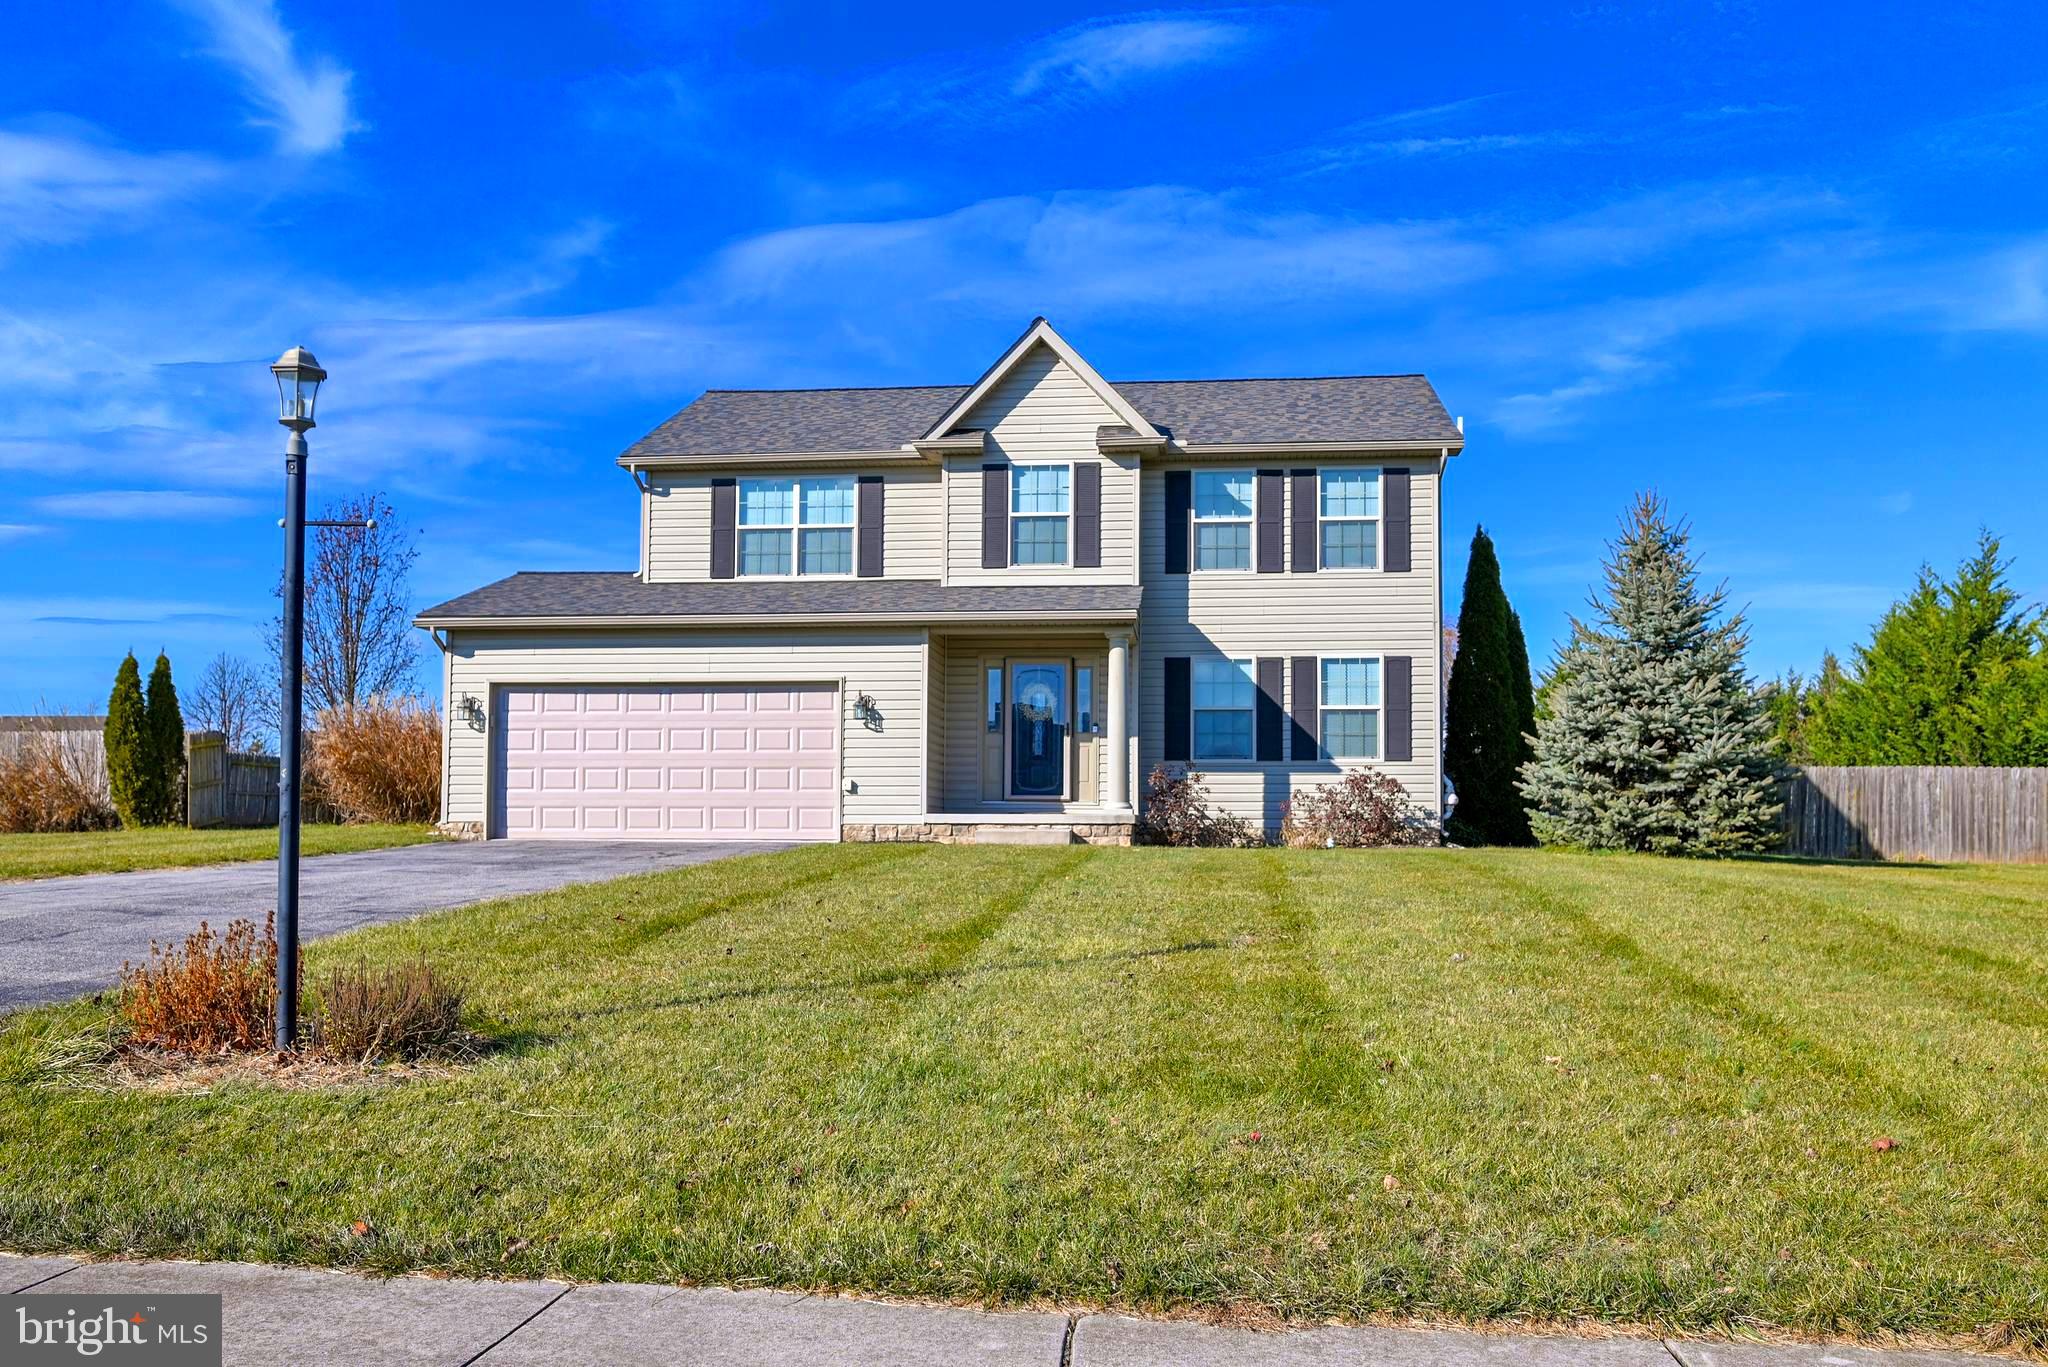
[496,684,839,840]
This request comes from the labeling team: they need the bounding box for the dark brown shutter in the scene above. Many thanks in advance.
[1164,469,1191,575]
[709,477,737,579]
[1074,462,1102,568]
[856,475,884,578]
[1290,469,1317,573]
[1383,467,1412,573]
[981,464,1007,569]
[1290,656,1318,760]
[1255,657,1283,761]
[1256,469,1283,573]
[1384,655,1413,761]
[1164,657,1191,762]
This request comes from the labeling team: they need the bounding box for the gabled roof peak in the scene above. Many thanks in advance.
[918,318,1162,444]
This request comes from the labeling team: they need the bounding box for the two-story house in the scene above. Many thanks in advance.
[416,319,1463,844]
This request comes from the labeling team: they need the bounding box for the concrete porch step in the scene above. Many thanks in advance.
[971,825,1078,845]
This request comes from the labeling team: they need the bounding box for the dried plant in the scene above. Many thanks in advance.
[308,697,442,824]
[1281,768,1438,848]
[120,913,281,1053]
[0,718,116,833]
[311,960,466,1062]
[1135,765,1262,847]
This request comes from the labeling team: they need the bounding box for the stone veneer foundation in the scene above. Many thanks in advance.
[841,822,1134,846]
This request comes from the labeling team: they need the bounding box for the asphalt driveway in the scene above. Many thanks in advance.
[0,840,786,1012]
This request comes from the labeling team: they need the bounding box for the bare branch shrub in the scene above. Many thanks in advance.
[311,960,466,1061]
[1281,768,1438,848]
[1135,764,1261,847]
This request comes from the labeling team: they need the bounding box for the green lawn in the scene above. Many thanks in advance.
[0,824,440,881]
[2,846,2044,1347]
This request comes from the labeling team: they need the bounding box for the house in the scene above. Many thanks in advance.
[415,319,1463,844]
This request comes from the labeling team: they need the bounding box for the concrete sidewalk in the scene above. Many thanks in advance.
[2,1255,2003,1367]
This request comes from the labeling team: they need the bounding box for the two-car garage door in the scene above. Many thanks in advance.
[495,684,839,840]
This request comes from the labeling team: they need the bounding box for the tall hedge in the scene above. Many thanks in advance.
[1444,527,1536,845]
[144,651,185,826]
[104,653,149,829]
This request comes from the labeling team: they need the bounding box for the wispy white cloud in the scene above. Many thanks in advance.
[847,10,1285,126]
[0,127,221,253]
[175,0,359,154]
[0,523,48,542]
[32,490,261,521]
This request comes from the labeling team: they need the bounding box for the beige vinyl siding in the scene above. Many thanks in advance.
[924,633,947,811]
[935,635,1108,812]
[1136,459,1444,826]
[941,342,1139,586]
[645,467,941,582]
[441,627,925,832]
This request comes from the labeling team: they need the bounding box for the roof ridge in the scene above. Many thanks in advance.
[694,373,1431,397]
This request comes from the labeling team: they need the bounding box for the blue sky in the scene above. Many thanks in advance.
[4,1,2047,712]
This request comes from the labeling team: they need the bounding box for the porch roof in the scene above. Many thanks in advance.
[415,572,1141,628]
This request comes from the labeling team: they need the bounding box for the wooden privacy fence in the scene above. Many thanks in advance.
[185,731,280,829]
[1781,766,2048,863]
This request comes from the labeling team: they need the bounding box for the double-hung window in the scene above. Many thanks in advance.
[1319,469,1381,569]
[738,476,854,577]
[1192,658,1255,760]
[1010,464,1071,565]
[1192,470,1253,571]
[1320,657,1382,758]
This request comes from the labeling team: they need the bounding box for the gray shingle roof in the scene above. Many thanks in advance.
[417,573,1142,623]
[620,373,1458,459]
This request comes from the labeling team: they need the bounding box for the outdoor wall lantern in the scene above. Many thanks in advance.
[852,692,882,731]
[458,694,487,732]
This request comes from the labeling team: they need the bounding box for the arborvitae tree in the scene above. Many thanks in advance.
[1518,493,1780,856]
[1507,607,1538,786]
[1444,527,1535,845]
[104,652,149,829]
[143,651,186,826]
[1803,534,2048,765]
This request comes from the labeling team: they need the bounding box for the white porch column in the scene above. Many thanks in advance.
[1105,629,1132,811]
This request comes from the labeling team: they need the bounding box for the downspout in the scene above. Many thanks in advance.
[628,463,653,582]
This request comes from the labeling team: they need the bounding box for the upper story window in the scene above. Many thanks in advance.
[1193,470,1253,571]
[1319,470,1381,570]
[1010,464,1070,566]
[1192,657,1255,760]
[739,476,854,577]
[1320,657,1382,758]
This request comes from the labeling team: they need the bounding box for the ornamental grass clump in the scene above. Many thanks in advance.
[119,913,278,1053]
[308,698,442,824]
[311,960,466,1062]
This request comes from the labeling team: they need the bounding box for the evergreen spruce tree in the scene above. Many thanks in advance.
[104,652,149,829]
[1518,493,1779,855]
[144,651,186,826]
[1444,527,1535,845]
[1803,534,2048,765]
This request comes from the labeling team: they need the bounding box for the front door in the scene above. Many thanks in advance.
[1008,661,1069,799]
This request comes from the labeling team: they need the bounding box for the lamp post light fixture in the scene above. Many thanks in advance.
[269,346,325,1053]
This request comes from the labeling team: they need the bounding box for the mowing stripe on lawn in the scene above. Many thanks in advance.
[615,843,933,950]
[1254,851,1386,1108]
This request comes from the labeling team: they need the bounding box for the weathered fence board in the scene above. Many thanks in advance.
[185,732,280,829]
[1782,766,2048,863]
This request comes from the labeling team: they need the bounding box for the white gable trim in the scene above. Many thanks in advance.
[920,317,1161,443]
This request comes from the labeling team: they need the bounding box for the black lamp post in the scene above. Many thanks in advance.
[270,346,324,1052]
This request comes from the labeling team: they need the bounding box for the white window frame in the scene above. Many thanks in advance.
[1318,654,1384,760]
[1317,468,1383,573]
[1191,656,1256,762]
[1191,468,1256,574]
[1008,462,1073,568]
[735,475,857,579]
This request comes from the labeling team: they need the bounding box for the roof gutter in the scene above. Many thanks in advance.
[614,448,934,471]
[1170,439,1464,456]
[414,608,1143,630]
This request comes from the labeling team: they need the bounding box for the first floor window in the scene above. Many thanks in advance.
[1192,470,1253,571]
[1010,464,1071,565]
[986,666,1003,731]
[1320,657,1381,758]
[738,475,854,576]
[1193,657,1255,759]
[1076,665,1095,734]
[1319,469,1381,569]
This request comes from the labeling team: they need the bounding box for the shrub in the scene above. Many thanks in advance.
[1281,768,1438,848]
[105,652,149,828]
[309,698,442,824]
[120,913,279,1053]
[143,651,186,826]
[311,960,466,1061]
[1135,764,1261,847]
[0,724,116,833]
